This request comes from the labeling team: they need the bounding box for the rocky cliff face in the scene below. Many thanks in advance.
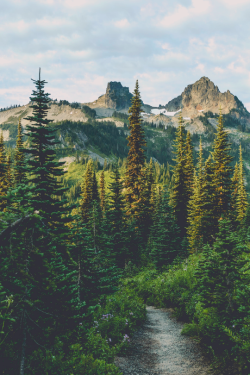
[83,81,152,116]
[165,77,249,120]
[104,81,133,110]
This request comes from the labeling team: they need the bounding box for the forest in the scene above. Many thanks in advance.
[0,77,250,375]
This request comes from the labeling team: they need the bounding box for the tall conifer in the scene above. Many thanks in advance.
[24,69,67,224]
[0,133,7,211]
[125,80,146,215]
[100,170,106,212]
[81,159,94,223]
[6,154,13,190]
[236,144,248,223]
[14,119,25,185]
[184,131,194,201]
[171,112,188,236]
[212,111,233,221]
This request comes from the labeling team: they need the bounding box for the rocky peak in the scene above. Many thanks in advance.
[104,81,133,110]
[165,76,247,118]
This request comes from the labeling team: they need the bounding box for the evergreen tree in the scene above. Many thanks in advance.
[212,111,233,221]
[106,165,127,268]
[125,80,146,216]
[236,144,248,223]
[24,69,67,225]
[195,219,249,320]
[187,170,204,252]
[14,118,26,185]
[6,154,13,190]
[150,189,182,269]
[81,159,94,223]
[171,112,188,236]
[92,171,100,203]
[100,170,106,212]
[0,132,7,211]
[202,155,217,244]
[184,131,194,201]
[231,162,239,226]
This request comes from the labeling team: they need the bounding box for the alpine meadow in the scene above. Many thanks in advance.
[1,72,250,375]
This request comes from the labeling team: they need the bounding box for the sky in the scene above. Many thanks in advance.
[1,0,250,110]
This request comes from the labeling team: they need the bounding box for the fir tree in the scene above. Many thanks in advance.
[100,170,106,212]
[202,155,217,244]
[171,112,188,236]
[236,144,248,223]
[150,189,182,269]
[125,80,146,215]
[14,118,26,185]
[195,218,249,319]
[92,171,100,203]
[187,170,204,252]
[6,154,13,190]
[24,69,67,225]
[212,110,233,221]
[184,131,194,202]
[81,159,94,223]
[106,164,127,268]
[231,162,239,227]
[0,132,7,211]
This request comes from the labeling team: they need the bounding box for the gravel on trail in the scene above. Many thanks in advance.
[115,306,215,375]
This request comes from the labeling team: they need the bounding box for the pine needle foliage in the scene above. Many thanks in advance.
[24,70,67,224]
[171,112,189,236]
[14,119,26,185]
[100,170,106,212]
[6,154,13,190]
[0,132,7,211]
[212,111,233,221]
[149,189,182,269]
[236,144,248,223]
[125,80,146,214]
[184,131,194,201]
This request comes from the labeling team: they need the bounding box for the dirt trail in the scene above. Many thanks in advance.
[115,306,214,375]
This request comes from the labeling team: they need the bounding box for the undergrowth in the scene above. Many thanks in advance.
[124,248,250,375]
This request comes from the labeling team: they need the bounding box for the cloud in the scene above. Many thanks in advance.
[0,0,250,109]
[114,19,130,28]
[160,0,211,28]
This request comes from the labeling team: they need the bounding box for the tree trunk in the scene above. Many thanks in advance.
[19,310,27,375]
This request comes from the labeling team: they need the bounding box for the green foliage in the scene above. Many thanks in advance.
[81,105,96,119]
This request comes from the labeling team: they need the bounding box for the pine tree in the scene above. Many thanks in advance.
[14,118,26,185]
[106,164,127,268]
[0,132,7,211]
[212,111,233,221]
[187,170,204,252]
[125,80,146,216]
[81,159,94,223]
[236,144,248,223]
[231,162,239,226]
[202,155,217,244]
[6,154,13,190]
[171,112,188,236]
[150,189,182,269]
[184,131,194,201]
[24,69,67,225]
[195,218,249,319]
[100,170,106,212]
[92,171,100,203]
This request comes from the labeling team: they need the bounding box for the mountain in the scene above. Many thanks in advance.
[1,76,250,193]
[84,81,153,116]
[164,76,250,126]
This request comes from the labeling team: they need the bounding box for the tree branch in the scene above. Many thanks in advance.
[0,215,31,241]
